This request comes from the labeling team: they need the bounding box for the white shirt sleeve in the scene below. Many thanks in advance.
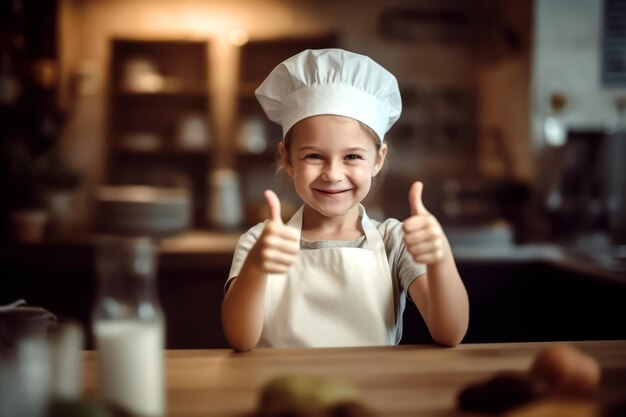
[225,222,265,292]
[377,218,427,292]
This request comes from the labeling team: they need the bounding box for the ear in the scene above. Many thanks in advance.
[279,142,294,176]
[372,143,387,177]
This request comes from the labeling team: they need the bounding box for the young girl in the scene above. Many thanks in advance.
[222,49,469,351]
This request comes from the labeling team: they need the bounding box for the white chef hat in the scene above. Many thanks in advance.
[255,48,402,143]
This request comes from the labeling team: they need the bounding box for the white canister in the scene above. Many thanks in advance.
[237,117,267,154]
[176,113,210,150]
[207,169,243,229]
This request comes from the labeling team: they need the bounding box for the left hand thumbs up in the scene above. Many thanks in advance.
[409,181,428,216]
[403,181,446,265]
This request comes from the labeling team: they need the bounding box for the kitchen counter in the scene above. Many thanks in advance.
[81,340,626,417]
[452,243,625,284]
[4,227,622,280]
[2,230,625,348]
[154,229,626,282]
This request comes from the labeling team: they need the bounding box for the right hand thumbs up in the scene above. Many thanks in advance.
[264,190,283,224]
[251,190,300,274]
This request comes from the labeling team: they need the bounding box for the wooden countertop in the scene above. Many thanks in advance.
[160,230,241,254]
[82,340,626,417]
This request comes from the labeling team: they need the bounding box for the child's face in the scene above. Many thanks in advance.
[280,115,387,219]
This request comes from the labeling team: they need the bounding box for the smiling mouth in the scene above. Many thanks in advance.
[314,188,351,195]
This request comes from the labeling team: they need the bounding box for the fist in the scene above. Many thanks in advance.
[402,181,447,265]
[250,190,300,274]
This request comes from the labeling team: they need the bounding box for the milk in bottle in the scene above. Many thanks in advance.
[93,237,165,416]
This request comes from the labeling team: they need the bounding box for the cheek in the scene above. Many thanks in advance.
[294,163,315,176]
[350,165,376,182]
[291,163,319,185]
[364,159,379,175]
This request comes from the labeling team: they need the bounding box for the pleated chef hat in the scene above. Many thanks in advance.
[255,48,402,143]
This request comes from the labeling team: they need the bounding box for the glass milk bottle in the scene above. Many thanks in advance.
[92,236,165,416]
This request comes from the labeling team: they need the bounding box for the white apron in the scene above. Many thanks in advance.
[258,205,397,348]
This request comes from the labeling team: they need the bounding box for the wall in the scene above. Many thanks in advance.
[476,1,533,181]
[530,0,626,235]
[531,0,626,143]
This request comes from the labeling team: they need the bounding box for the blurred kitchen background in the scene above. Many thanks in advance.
[1,0,625,348]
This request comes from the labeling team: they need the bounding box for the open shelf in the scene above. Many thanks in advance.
[106,38,212,227]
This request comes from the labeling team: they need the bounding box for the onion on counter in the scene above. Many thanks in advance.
[457,344,602,414]
[529,344,601,397]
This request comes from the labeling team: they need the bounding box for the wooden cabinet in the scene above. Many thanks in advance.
[106,39,212,227]
[234,35,337,227]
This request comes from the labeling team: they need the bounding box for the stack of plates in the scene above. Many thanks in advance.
[96,186,191,238]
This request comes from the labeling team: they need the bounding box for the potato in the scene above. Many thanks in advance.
[528,344,601,397]
[258,375,360,415]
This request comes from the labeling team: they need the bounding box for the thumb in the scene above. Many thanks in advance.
[409,181,428,216]
[264,189,283,223]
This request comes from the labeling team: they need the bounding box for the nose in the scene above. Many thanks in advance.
[321,160,344,182]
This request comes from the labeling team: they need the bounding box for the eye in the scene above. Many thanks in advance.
[304,153,323,160]
[344,154,364,161]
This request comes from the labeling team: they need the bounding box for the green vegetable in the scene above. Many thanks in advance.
[259,374,360,414]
